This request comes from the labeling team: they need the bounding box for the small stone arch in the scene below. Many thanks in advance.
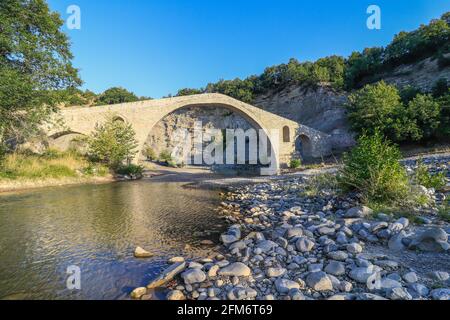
[283,126,290,143]
[48,130,87,152]
[296,134,313,160]
[112,115,126,123]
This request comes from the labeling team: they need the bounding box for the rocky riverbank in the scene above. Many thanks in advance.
[131,155,450,301]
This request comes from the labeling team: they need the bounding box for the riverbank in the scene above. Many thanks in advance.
[130,153,450,301]
[0,175,115,194]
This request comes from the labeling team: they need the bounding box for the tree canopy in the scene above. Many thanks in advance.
[96,87,140,105]
[0,0,81,149]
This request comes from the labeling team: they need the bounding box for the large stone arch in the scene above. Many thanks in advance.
[46,93,334,175]
[134,101,283,175]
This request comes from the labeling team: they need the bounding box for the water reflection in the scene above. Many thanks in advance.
[0,180,224,300]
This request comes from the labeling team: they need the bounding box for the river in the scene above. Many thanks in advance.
[0,179,225,300]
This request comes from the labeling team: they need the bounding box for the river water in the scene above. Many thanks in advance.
[0,180,225,300]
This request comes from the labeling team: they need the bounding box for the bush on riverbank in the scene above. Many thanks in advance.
[0,150,109,180]
[115,164,144,177]
[338,132,411,206]
[86,116,138,170]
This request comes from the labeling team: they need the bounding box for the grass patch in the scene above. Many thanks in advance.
[438,199,450,222]
[289,159,302,169]
[367,202,426,224]
[301,173,338,197]
[0,150,109,181]
[413,160,447,191]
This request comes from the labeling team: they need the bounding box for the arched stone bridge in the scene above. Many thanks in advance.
[47,93,331,175]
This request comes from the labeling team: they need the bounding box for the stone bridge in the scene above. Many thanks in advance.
[47,93,331,175]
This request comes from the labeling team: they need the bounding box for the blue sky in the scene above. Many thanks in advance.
[47,0,450,98]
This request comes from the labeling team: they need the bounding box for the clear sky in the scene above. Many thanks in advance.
[47,0,450,98]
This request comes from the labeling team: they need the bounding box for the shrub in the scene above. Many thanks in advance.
[338,132,410,205]
[143,146,157,161]
[414,161,447,190]
[87,116,138,169]
[0,144,6,164]
[159,150,173,163]
[289,159,302,169]
[82,163,109,177]
[115,164,143,177]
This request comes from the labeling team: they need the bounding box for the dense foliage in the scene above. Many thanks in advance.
[0,0,81,151]
[96,87,140,105]
[346,81,447,143]
[87,117,138,169]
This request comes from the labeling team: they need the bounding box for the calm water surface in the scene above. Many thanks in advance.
[0,180,225,300]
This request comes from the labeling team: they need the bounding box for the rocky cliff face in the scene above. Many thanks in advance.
[360,56,450,92]
[253,84,355,151]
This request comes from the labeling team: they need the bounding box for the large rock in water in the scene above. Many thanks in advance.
[147,261,186,288]
[134,246,153,258]
[408,228,449,252]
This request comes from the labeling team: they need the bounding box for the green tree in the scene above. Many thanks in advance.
[96,87,139,105]
[432,78,449,98]
[403,94,441,141]
[346,81,403,139]
[176,88,204,96]
[399,85,422,104]
[87,116,138,169]
[437,88,450,137]
[0,0,81,150]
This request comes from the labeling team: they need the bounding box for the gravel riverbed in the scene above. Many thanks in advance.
[132,154,450,301]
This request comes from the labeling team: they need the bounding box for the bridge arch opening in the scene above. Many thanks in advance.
[48,131,87,152]
[142,103,278,175]
[296,134,312,160]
